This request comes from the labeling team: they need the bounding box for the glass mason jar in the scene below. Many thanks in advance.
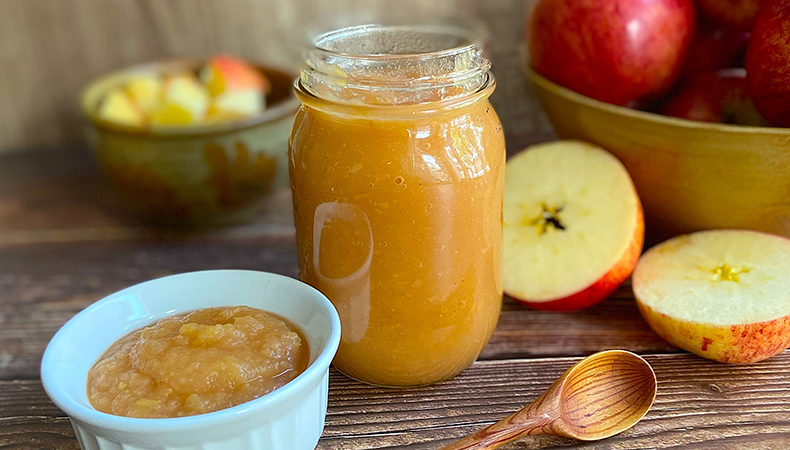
[290,21,505,386]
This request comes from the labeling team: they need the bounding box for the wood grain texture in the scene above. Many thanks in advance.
[0,0,549,152]
[439,351,657,448]
[1,354,789,449]
[0,243,673,379]
[319,353,790,449]
[0,143,673,380]
[0,132,555,243]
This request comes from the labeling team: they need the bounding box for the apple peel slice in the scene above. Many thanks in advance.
[503,140,644,311]
[634,229,790,364]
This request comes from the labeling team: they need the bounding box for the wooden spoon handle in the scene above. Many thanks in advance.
[439,413,553,450]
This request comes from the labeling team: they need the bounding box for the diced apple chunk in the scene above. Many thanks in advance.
[125,75,163,115]
[97,88,145,127]
[149,74,210,126]
[201,55,270,97]
[211,89,265,117]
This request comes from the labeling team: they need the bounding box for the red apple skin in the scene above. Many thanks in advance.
[528,0,696,106]
[513,204,644,312]
[680,21,750,78]
[661,68,764,124]
[745,0,790,127]
[697,0,766,30]
[637,302,790,363]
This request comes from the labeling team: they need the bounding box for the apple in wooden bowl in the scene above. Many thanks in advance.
[524,0,790,238]
[528,0,696,107]
[523,64,790,238]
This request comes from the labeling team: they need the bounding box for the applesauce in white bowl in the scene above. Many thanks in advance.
[40,270,341,450]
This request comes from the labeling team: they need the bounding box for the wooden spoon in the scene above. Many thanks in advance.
[441,350,657,450]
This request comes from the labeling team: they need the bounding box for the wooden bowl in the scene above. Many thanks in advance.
[81,59,299,226]
[525,65,790,238]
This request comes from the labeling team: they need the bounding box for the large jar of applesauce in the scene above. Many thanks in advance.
[290,21,505,386]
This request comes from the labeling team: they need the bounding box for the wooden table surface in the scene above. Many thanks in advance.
[1,139,789,450]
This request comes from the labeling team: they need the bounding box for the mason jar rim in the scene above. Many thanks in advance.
[311,21,485,60]
[299,19,492,107]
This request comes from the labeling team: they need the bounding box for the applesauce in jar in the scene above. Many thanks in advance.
[87,306,308,418]
[290,22,505,386]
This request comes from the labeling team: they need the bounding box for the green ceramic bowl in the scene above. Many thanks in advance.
[81,59,299,225]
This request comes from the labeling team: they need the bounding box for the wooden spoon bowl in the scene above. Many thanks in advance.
[442,350,657,449]
[557,350,657,440]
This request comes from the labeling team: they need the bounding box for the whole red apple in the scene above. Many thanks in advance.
[696,0,766,30]
[528,0,696,106]
[745,0,790,127]
[681,21,750,78]
[662,68,766,124]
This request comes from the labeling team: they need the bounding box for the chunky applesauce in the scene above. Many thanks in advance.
[290,23,504,386]
[87,306,308,418]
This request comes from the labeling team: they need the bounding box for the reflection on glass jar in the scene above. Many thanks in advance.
[313,202,373,344]
[290,20,505,386]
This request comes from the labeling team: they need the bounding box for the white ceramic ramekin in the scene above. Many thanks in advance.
[41,270,341,450]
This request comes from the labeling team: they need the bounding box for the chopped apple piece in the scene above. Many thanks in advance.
[201,55,270,96]
[125,75,163,115]
[211,90,265,117]
[633,230,790,363]
[205,104,247,123]
[503,140,644,312]
[97,88,145,127]
[149,74,209,126]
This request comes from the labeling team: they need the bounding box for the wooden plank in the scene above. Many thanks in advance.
[487,281,674,360]
[0,0,552,152]
[2,353,789,449]
[0,133,674,379]
[0,133,555,242]
[0,233,672,379]
[0,236,300,379]
[319,353,790,449]
[0,148,296,244]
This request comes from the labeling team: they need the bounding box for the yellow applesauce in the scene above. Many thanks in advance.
[290,24,505,386]
[87,306,308,418]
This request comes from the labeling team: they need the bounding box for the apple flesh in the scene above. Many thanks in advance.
[745,0,790,127]
[528,0,696,106]
[124,75,163,116]
[201,55,267,119]
[661,68,766,125]
[201,55,270,97]
[149,74,210,126]
[680,21,750,79]
[696,0,766,30]
[97,88,145,127]
[503,141,644,312]
[633,230,790,364]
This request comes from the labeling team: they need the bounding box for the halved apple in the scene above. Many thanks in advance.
[633,230,790,363]
[503,140,644,312]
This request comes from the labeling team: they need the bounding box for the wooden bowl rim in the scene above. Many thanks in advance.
[519,47,790,136]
